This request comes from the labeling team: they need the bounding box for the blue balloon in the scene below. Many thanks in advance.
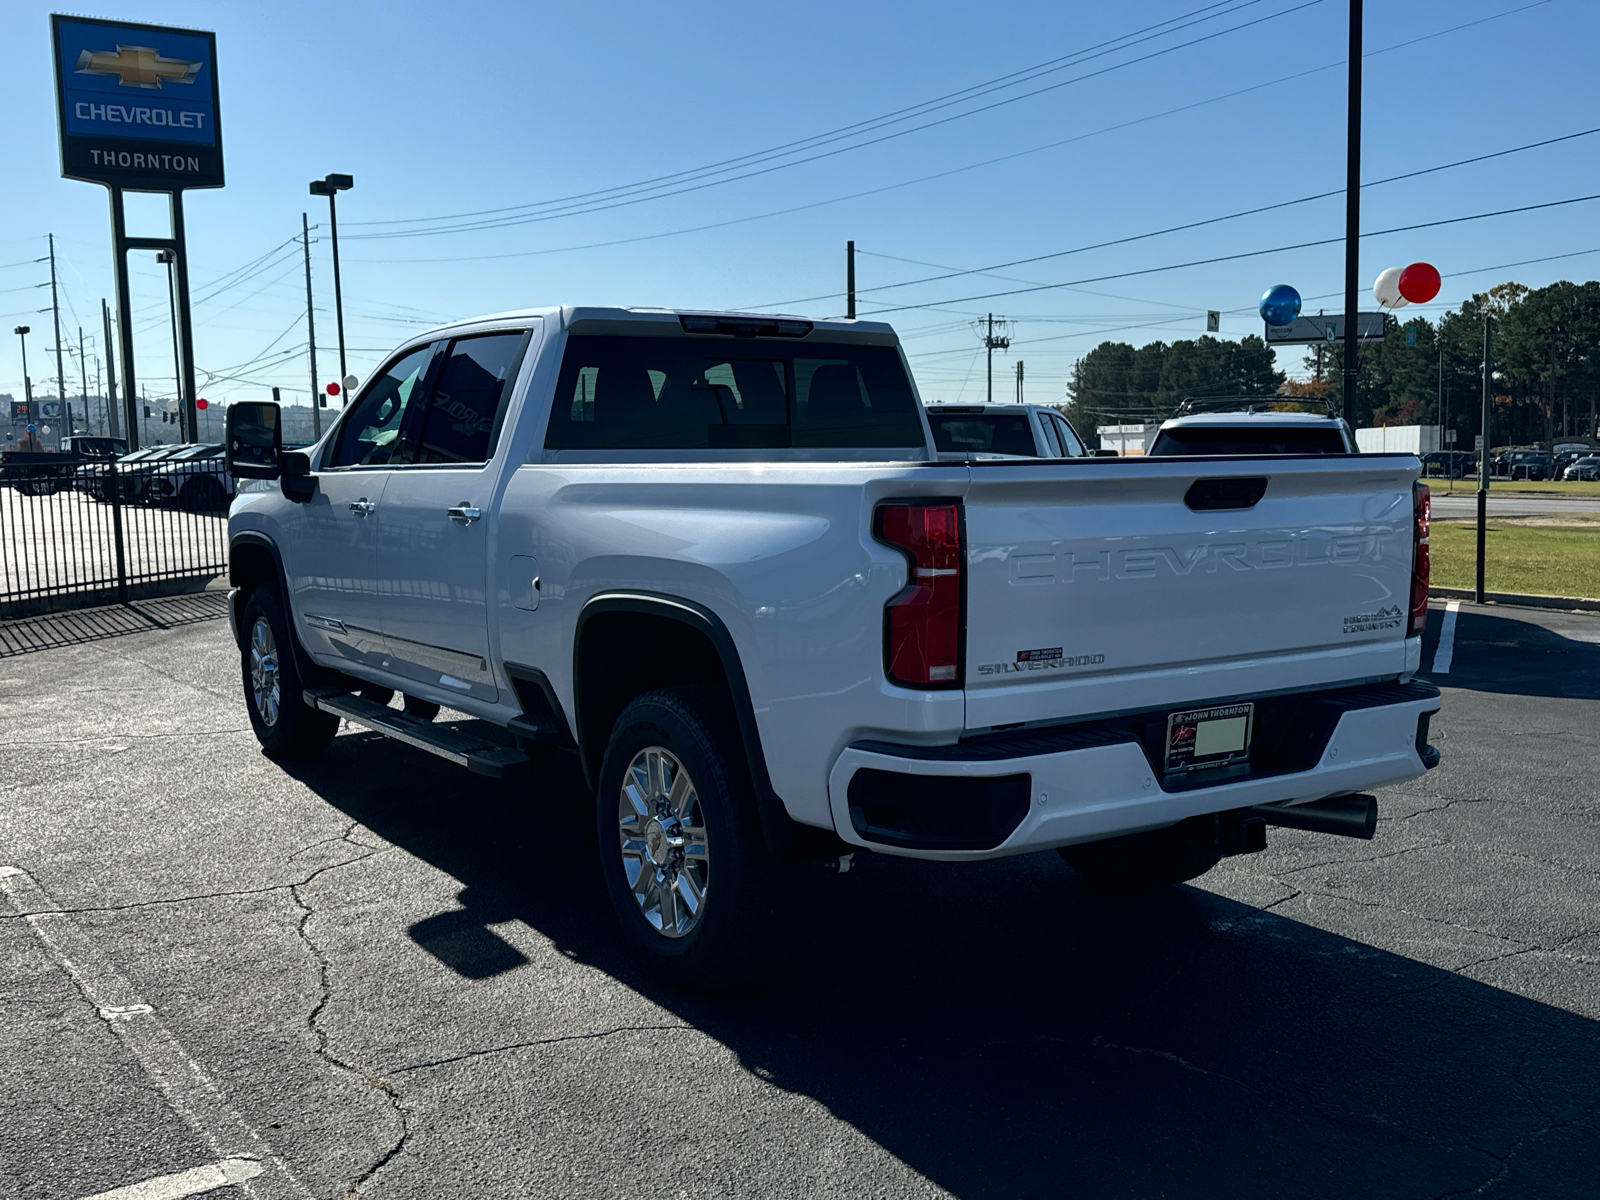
[1259,284,1302,327]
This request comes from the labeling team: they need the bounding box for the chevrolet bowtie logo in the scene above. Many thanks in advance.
[75,45,201,89]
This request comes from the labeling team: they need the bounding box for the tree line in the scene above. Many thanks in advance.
[1061,279,1600,447]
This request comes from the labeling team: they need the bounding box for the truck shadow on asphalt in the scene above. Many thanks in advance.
[281,738,1600,1199]
[1420,606,1600,700]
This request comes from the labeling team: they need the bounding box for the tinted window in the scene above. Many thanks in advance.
[328,345,433,468]
[926,413,1038,456]
[544,336,922,452]
[1037,413,1063,456]
[1052,414,1087,457]
[410,332,526,465]
[1149,425,1350,456]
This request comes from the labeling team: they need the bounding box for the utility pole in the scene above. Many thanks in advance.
[77,326,87,435]
[1476,315,1491,604]
[980,313,1010,405]
[49,233,70,436]
[846,240,856,319]
[1437,342,1443,469]
[1015,359,1025,404]
[303,213,321,439]
[1342,0,1363,428]
[101,298,120,441]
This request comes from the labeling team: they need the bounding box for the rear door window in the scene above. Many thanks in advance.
[543,335,923,453]
[406,332,528,465]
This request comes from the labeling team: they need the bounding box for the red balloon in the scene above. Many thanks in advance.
[1399,262,1441,304]
[326,381,340,396]
[195,397,208,410]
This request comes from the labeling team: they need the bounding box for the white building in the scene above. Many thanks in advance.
[1096,422,1162,455]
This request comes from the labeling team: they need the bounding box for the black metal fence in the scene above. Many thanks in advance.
[0,455,230,617]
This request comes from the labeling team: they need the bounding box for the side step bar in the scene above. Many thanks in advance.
[303,687,530,779]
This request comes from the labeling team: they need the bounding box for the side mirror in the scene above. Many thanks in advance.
[226,401,282,479]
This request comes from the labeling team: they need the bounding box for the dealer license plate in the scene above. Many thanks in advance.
[1164,703,1253,773]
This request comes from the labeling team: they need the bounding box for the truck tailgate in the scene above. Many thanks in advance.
[961,455,1421,729]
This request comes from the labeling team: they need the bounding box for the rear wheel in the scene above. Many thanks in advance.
[1059,825,1220,895]
[21,477,59,497]
[596,687,773,990]
[240,586,339,757]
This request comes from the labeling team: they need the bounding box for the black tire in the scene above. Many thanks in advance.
[403,695,440,721]
[21,477,60,497]
[596,687,773,990]
[1059,824,1220,895]
[240,586,339,758]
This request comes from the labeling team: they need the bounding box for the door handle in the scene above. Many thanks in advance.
[447,503,481,526]
[348,498,376,517]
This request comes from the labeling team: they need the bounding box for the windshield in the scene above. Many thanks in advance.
[1149,425,1350,455]
[926,412,1037,456]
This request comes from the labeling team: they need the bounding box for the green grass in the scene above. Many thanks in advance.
[1428,478,1600,496]
[1431,521,1600,598]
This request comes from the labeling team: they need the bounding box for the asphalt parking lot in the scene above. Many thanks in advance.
[1,595,1596,1199]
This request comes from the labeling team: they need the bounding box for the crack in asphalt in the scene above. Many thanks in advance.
[0,838,386,922]
[286,821,411,1199]
[390,1023,698,1075]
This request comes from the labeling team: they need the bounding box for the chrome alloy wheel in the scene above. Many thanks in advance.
[617,746,709,938]
[249,615,281,727]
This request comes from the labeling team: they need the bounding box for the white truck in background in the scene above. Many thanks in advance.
[224,307,1441,987]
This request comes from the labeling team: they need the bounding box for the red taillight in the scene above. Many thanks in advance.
[875,501,962,687]
[1410,482,1431,635]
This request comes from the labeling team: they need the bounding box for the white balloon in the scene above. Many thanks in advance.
[1374,266,1410,309]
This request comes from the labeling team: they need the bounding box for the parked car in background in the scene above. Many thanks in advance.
[924,402,1089,459]
[1563,455,1600,481]
[1494,450,1551,480]
[1,434,128,495]
[150,443,232,512]
[1148,398,1354,456]
[80,444,188,503]
[1420,451,1475,479]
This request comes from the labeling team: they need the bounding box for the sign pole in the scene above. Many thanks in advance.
[1342,0,1363,428]
[169,191,199,442]
[1476,315,1491,604]
[101,298,120,441]
[109,188,141,451]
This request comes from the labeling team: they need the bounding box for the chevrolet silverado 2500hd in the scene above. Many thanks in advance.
[224,307,1440,986]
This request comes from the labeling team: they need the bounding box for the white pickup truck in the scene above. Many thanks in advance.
[224,307,1440,987]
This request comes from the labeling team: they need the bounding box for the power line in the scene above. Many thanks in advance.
[863,193,1600,315]
[344,1,1326,242]
[343,0,1269,233]
[347,0,1556,268]
[759,122,1600,311]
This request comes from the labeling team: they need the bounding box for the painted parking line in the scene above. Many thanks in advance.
[81,1158,264,1200]
[1430,601,1461,675]
[0,867,310,1200]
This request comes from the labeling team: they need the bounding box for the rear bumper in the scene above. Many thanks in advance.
[827,681,1441,861]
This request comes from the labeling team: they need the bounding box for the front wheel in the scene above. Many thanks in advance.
[240,586,339,757]
[596,687,774,990]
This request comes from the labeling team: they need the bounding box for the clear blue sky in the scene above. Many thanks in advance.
[2,0,1595,413]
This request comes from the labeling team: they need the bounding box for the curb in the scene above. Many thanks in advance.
[1429,586,1600,614]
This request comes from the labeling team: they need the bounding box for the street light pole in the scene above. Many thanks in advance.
[14,325,32,416]
[309,174,354,400]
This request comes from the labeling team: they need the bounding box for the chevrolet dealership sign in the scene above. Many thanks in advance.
[52,15,224,190]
